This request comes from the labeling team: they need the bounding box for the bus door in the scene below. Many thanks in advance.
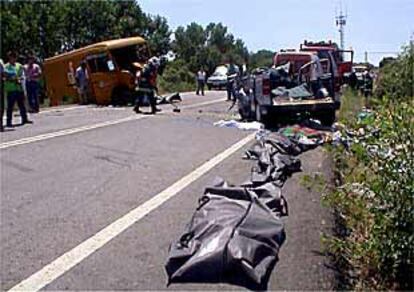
[86,53,118,104]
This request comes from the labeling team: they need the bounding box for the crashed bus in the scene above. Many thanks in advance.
[43,37,150,106]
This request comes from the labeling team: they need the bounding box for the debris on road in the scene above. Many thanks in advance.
[156,92,182,105]
[213,119,264,131]
[166,121,334,289]
[278,124,327,149]
[156,92,182,112]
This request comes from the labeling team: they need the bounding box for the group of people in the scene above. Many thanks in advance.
[1,51,42,132]
[348,69,374,105]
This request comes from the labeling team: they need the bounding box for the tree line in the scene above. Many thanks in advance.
[1,0,170,58]
[1,0,271,74]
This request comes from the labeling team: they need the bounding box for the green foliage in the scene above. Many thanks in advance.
[173,22,249,74]
[249,49,275,69]
[338,88,365,125]
[158,59,195,93]
[1,1,250,94]
[0,0,169,59]
[144,15,171,55]
[300,173,326,193]
[325,44,414,290]
[375,44,414,102]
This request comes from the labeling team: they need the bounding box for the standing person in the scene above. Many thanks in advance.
[133,62,143,89]
[362,70,373,107]
[0,59,4,132]
[134,57,161,115]
[349,69,358,90]
[196,68,206,96]
[24,54,42,113]
[309,56,323,95]
[226,60,239,101]
[4,51,32,127]
[75,61,90,105]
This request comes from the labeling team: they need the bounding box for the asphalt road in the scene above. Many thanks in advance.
[0,91,335,291]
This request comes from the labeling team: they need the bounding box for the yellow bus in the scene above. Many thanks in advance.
[43,37,150,106]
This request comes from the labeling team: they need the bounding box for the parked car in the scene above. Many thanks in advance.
[206,65,228,90]
[206,64,240,90]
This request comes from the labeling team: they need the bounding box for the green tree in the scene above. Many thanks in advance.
[144,15,171,56]
[375,44,414,101]
[249,49,275,69]
[172,22,249,74]
[0,0,150,59]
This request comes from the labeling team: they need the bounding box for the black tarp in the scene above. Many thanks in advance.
[165,129,322,289]
[165,178,286,290]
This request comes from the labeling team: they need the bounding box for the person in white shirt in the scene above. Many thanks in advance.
[309,55,323,95]
[196,68,206,96]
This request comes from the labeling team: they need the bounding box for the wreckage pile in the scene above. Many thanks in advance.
[165,123,334,289]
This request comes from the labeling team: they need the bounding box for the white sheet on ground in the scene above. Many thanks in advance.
[214,120,264,131]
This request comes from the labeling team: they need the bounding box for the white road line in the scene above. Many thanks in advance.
[3,92,223,118]
[8,132,255,292]
[0,98,226,150]
[1,106,91,122]
[39,105,92,114]
[0,116,145,150]
[37,92,221,114]
[181,97,226,109]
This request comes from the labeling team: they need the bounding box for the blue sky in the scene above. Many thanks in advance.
[139,0,413,65]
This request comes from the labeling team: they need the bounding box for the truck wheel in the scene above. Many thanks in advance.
[319,110,336,126]
[111,88,130,106]
[207,85,212,90]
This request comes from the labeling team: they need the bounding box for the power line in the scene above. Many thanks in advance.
[366,51,399,55]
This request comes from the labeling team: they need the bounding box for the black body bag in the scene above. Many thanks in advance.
[165,181,286,290]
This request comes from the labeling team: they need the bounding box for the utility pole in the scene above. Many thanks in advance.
[336,2,347,50]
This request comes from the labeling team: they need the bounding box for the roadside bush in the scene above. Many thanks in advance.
[324,44,414,290]
[158,59,195,94]
[375,45,414,102]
